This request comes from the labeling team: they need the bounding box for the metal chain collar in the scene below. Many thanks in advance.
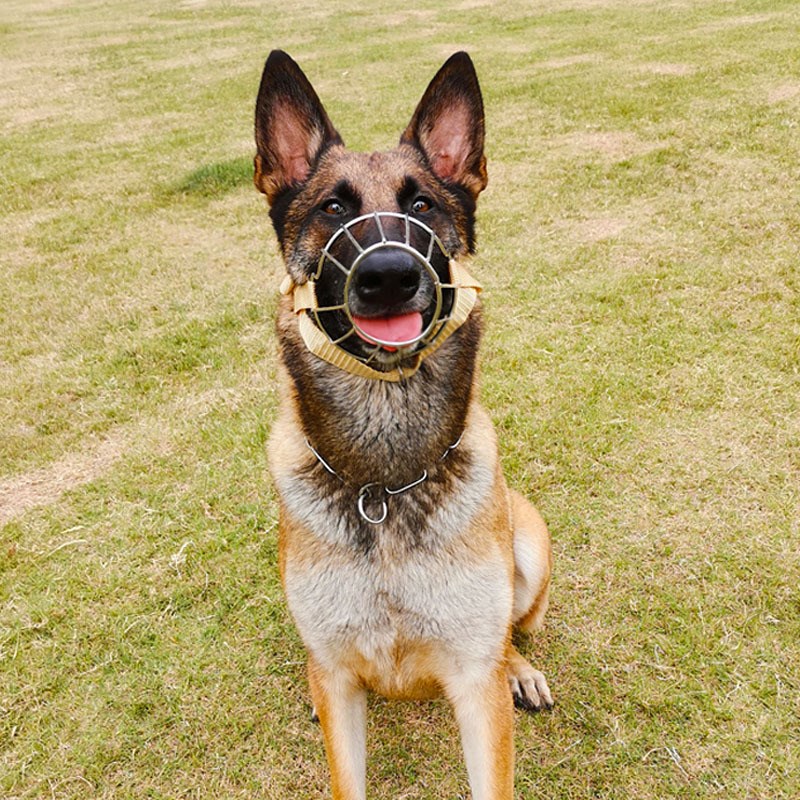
[304,434,463,525]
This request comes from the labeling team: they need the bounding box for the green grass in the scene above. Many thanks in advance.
[2,0,799,797]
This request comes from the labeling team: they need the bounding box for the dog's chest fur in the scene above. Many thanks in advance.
[269,323,515,695]
[282,513,513,697]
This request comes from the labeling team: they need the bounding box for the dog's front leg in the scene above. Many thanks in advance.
[308,655,367,800]
[446,663,515,800]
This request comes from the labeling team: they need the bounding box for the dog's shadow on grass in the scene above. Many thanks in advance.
[170,155,253,198]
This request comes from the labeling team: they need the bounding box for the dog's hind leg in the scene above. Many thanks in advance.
[507,490,554,711]
[307,655,367,800]
[510,490,551,631]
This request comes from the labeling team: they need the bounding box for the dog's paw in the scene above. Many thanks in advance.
[311,705,320,724]
[508,659,554,713]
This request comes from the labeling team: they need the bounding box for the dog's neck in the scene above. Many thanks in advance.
[277,297,482,488]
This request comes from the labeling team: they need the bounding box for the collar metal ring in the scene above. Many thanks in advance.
[357,483,388,525]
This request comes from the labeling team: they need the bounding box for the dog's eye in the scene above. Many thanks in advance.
[321,200,346,216]
[411,196,433,214]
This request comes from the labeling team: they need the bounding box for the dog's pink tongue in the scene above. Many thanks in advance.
[352,312,423,350]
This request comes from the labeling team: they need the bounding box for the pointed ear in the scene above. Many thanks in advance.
[400,52,487,199]
[254,50,342,203]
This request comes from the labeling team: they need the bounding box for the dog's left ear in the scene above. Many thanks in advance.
[401,52,487,199]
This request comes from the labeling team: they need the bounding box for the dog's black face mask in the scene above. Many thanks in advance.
[311,212,456,365]
[274,202,481,382]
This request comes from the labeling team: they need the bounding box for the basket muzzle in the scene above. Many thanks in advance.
[281,212,482,382]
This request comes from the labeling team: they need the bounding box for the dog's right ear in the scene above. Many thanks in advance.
[254,51,342,203]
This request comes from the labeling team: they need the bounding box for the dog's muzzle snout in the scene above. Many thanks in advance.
[281,211,482,381]
[322,212,448,351]
[351,247,422,309]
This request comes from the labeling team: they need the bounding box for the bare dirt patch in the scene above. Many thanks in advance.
[550,199,657,245]
[553,130,663,162]
[451,0,494,9]
[533,0,688,9]
[384,9,438,26]
[0,434,128,526]
[574,216,630,242]
[639,62,696,76]
[767,83,800,104]
[537,54,601,70]
[0,383,253,526]
[696,13,783,33]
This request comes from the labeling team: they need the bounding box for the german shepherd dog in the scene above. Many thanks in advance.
[254,50,553,800]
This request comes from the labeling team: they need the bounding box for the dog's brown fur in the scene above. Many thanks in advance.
[255,50,553,800]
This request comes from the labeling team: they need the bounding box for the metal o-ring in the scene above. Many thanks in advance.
[357,483,388,525]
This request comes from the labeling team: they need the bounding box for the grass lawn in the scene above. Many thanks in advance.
[1,0,798,797]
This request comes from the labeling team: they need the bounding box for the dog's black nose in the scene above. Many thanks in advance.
[352,248,421,308]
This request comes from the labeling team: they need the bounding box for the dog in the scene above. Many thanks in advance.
[254,50,553,800]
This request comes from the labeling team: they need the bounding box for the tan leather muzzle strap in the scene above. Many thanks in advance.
[280,260,482,382]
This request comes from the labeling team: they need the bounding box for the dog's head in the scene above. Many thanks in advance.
[254,51,486,369]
